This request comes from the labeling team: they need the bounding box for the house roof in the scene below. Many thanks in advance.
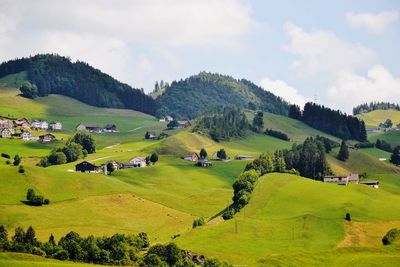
[39,133,55,138]
[104,124,116,129]
[130,157,146,162]
[75,161,98,168]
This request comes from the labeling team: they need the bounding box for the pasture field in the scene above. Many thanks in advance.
[176,173,400,266]
[357,109,400,128]
[368,130,400,147]
[1,76,400,266]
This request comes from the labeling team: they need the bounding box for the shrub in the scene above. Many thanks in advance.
[222,208,235,220]
[355,142,375,149]
[265,129,290,141]
[192,218,205,228]
[150,153,159,164]
[6,160,11,165]
[18,166,25,173]
[345,212,351,221]
[13,154,21,166]
[1,153,10,159]
[32,247,46,257]
[382,228,400,245]
[53,249,70,260]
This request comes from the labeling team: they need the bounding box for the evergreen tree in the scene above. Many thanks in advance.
[338,140,349,161]
[13,154,21,166]
[390,146,400,165]
[216,149,227,160]
[150,153,159,164]
[25,226,37,245]
[12,227,26,243]
[288,104,302,120]
[49,233,56,246]
[0,225,7,242]
[274,150,286,172]
[252,111,264,133]
[200,148,208,159]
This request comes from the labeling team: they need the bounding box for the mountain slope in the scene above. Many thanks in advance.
[156,72,289,119]
[0,54,157,115]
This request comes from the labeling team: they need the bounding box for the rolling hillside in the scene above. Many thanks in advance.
[357,109,400,128]
[176,173,400,266]
[1,73,400,266]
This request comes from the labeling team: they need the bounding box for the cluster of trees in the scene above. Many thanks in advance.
[375,139,393,153]
[2,153,24,172]
[25,189,49,206]
[281,138,331,180]
[216,149,228,160]
[382,228,400,245]
[193,106,249,142]
[192,218,205,228]
[379,119,393,128]
[40,132,95,167]
[0,54,158,115]
[289,103,367,142]
[19,81,38,98]
[315,135,339,153]
[231,170,260,213]
[156,72,289,119]
[0,226,230,266]
[0,226,150,265]
[265,129,290,141]
[353,102,400,115]
[390,146,400,165]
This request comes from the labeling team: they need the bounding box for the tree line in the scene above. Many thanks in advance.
[0,54,158,115]
[0,226,231,266]
[289,103,367,142]
[353,102,400,115]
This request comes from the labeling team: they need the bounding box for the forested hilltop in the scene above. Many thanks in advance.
[353,102,400,115]
[156,72,289,119]
[0,54,158,115]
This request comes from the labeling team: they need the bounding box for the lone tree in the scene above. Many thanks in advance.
[345,212,351,221]
[252,111,264,133]
[13,154,21,166]
[149,153,159,164]
[390,146,400,165]
[106,162,115,174]
[19,81,38,99]
[338,140,349,161]
[200,148,208,159]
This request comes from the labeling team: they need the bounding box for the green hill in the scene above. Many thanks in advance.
[176,173,400,266]
[0,55,157,115]
[357,109,400,128]
[156,72,289,119]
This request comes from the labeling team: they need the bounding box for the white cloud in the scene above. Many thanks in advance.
[327,65,400,113]
[0,0,255,89]
[260,77,310,107]
[283,22,375,78]
[346,11,400,34]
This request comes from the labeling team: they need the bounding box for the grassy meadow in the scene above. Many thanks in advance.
[0,76,400,266]
[356,109,400,128]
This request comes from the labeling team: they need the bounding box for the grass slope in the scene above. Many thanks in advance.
[368,131,400,147]
[357,109,400,128]
[176,173,400,266]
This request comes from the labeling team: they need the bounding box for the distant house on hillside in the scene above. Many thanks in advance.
[177,120,191,129]
[235,155,254,160]
[359,180,379,189]
[49,121,62,130]
[39,133,56,143]
[13,118,30,128]
[0,128,12,138]
[76,123,103,133]
[31,120,48,130]
[75,161,101,173]
[183,152,200,161]
[0,119,13,130]
[21,131,38,141]
[159,115,173,122]
[323,174,360,186]
[123,157,147,168]
[103,124,117,133]
[196,159,212,167]
[145,131,157,140]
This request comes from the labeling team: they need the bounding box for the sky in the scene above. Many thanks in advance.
[1,0,399,113]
